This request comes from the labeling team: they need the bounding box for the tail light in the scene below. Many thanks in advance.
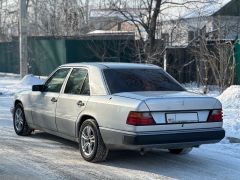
[127,112,156,126]
[207,109,223,122]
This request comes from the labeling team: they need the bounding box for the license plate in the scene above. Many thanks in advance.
[166,113,198,123]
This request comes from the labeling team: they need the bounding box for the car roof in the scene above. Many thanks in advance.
[60,62,160,69]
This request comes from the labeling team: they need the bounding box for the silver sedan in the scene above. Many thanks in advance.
[11,63,225,162]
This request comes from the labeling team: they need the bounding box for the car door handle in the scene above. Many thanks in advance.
[51,97,58,103]
[77,100,85,107]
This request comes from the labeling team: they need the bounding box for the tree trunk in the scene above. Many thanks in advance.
[147,0,162,62]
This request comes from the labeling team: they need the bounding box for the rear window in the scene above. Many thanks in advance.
[103,68,185,94]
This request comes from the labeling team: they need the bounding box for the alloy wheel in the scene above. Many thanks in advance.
[81,125,96,157]
[14,108,24,132]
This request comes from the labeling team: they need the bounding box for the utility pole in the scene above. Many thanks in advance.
[19,0,28,78]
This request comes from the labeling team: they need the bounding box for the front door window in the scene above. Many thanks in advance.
[45,68,70,93]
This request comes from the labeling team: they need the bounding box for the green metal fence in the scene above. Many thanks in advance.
[0,37,136,76]
[28,39,66,75]
[0,42,19,74]
[1,37,240,84]
[66,39,135,63]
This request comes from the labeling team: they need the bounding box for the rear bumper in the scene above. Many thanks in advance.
[123,129,225,145]
[100,128,225,149]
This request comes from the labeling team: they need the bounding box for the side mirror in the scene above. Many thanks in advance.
[32,84,46,92]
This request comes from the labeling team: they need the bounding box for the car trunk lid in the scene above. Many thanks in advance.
[114,91,219,111]
[115,91,221,125]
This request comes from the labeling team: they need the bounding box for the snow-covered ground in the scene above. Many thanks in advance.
[0,75,240,179]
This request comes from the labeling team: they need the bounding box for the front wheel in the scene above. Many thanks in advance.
[13,104,32,136]
[168,147,193,154]
[79,119,108,162]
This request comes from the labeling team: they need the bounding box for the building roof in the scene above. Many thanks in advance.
[160,0,234,21]
[182,0,232,19]
[87,30,135,35]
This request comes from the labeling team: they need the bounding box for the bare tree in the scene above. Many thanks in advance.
[193,38,236,91]
[0,0,94,38]
[192,18,239,91]
[0,0,18,41]
[108,0,217,63]
[27,0,87,36]
[157,0,240,90]
[86,32,135,62]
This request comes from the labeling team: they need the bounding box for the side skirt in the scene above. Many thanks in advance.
[28,123,78,142]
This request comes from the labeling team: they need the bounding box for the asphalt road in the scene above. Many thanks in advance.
[1,96,240,180]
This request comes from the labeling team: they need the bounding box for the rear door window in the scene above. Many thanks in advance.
[64,68,90,95]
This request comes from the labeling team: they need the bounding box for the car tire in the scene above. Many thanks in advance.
[79,119,108,162]
[168,147,193,154]
[13,103,32,136]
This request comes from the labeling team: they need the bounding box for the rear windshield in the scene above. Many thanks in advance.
[103,68,185,94]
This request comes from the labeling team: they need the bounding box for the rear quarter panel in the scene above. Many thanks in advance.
[79,95,148,132]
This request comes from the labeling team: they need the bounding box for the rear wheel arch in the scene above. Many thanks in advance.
[77,115,98,137]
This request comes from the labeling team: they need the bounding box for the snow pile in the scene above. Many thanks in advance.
[0,74,44,95]
[218,86,240,109]
[19,74,44,86]
[217,86,240,140]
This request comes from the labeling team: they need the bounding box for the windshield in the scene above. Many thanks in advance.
[103,68,185,94]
